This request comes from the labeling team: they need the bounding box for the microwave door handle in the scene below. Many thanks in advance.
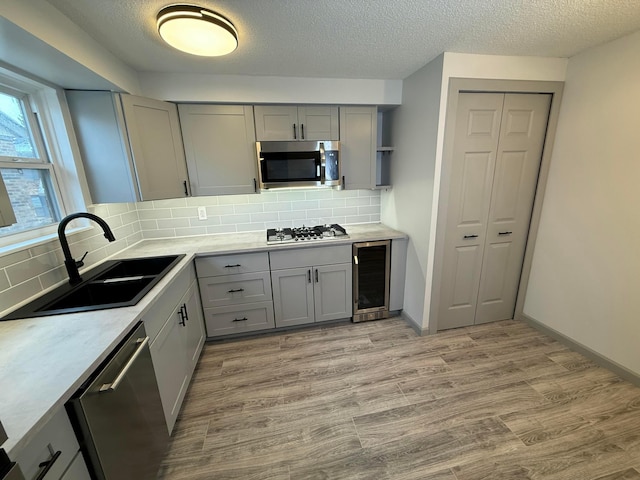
[319,143,326,184]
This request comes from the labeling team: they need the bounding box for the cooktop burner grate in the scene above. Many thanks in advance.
[267,224,349,244]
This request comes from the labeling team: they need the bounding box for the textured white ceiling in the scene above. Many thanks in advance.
[45,0,640,80]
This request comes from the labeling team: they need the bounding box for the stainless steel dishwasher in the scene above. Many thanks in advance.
[67,322,168,480]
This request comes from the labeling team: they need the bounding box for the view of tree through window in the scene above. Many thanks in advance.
[0,89,61,238]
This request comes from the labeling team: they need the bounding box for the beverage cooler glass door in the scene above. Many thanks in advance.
[353,240,390,322]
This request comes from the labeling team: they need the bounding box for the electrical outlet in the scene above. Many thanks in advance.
[197,206,207,220]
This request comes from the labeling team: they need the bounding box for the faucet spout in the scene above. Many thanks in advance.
[58,212,116,285]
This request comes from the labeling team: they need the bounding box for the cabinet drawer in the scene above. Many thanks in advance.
[196,252,269,277]
[204,301,275,337]
[199,272,272,308]
[144,262,194,342]
[269,245,351,270]
[16,408,79,480]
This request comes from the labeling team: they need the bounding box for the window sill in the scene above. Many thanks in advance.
[0,225,92,258]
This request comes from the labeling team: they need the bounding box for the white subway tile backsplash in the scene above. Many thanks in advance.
[264,202,291,213]
[0,189,381,315]
[234,203,264,214]
[171,207,199,218]
[186,196,219,206]
[237,223,264,232]
[218,195,247,205]
[175,227,207,237]
[157,218,190,229]
[206,225,238,235]
[154,198,186,208]
[332,207,358,217]
[208,205,235,216]
[220,214,251,225]
[138,208,172,220]
[0,270,9,291]
[250,212,279,223]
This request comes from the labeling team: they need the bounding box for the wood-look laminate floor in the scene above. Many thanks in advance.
[157,318,640,480]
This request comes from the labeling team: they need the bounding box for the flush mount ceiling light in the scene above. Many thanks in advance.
[157,5,238,56]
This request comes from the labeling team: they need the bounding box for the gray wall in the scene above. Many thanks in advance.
[523,29,640,376]
[380,54,444,328]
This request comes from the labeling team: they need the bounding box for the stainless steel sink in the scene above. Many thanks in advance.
[1,254,185,320]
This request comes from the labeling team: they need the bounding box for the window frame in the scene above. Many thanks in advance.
[0,66,87,251]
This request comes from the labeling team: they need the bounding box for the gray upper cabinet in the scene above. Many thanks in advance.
[339,106,377,190]
[66,91,189,203]
[178,104,258,196]
[254,105,339,141]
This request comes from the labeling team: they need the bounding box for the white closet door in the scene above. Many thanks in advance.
[439,93,505,330]
[475,93,552,324]
[439,92,552,330]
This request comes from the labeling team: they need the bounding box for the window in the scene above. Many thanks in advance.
[0,85,64,239]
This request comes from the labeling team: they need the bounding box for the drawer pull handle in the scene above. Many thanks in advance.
[36,448,62,480]
[228,288,245,293]
[498,231,513,236]
[233,317,248,322]
[463,234,479,239]
[225,264,241,268]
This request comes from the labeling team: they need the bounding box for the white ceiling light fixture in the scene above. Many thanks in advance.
[157,4,238,57]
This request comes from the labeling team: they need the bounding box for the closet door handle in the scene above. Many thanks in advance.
[498,231,513,236]
[463,234,479,239]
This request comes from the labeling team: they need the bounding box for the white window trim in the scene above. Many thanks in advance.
[0,65,89,250]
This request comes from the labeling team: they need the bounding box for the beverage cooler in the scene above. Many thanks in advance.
[352,240,391,322]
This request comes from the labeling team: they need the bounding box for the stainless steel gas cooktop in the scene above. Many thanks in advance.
[267,224,349,245]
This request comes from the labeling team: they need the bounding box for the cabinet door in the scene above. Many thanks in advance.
[314,263,352,322]
[120,94,189,201]
[254,106,298,140]
[271,267,315,327]
[60,451,91,480]
[298,106,339,140]
[149,302,189,434]
[183,281,205,374]
[339,106,377,189]
[179,104,258,196]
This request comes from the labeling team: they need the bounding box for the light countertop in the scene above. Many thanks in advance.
[0,223,406,458]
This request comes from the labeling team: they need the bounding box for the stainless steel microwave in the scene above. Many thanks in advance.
[256,141,341,190]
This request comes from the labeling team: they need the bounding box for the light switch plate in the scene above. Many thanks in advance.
[197,206,207,220]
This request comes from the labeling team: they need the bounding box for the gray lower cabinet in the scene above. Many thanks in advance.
[270,245,352,327]
[147,263,205,434]
[196,252,275,337]
[15,408,89,480]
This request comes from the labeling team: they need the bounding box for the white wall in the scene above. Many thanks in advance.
[139,73,402,105]
[1,0,141,92]
[380,54,444,328]
[523,30,640,376]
